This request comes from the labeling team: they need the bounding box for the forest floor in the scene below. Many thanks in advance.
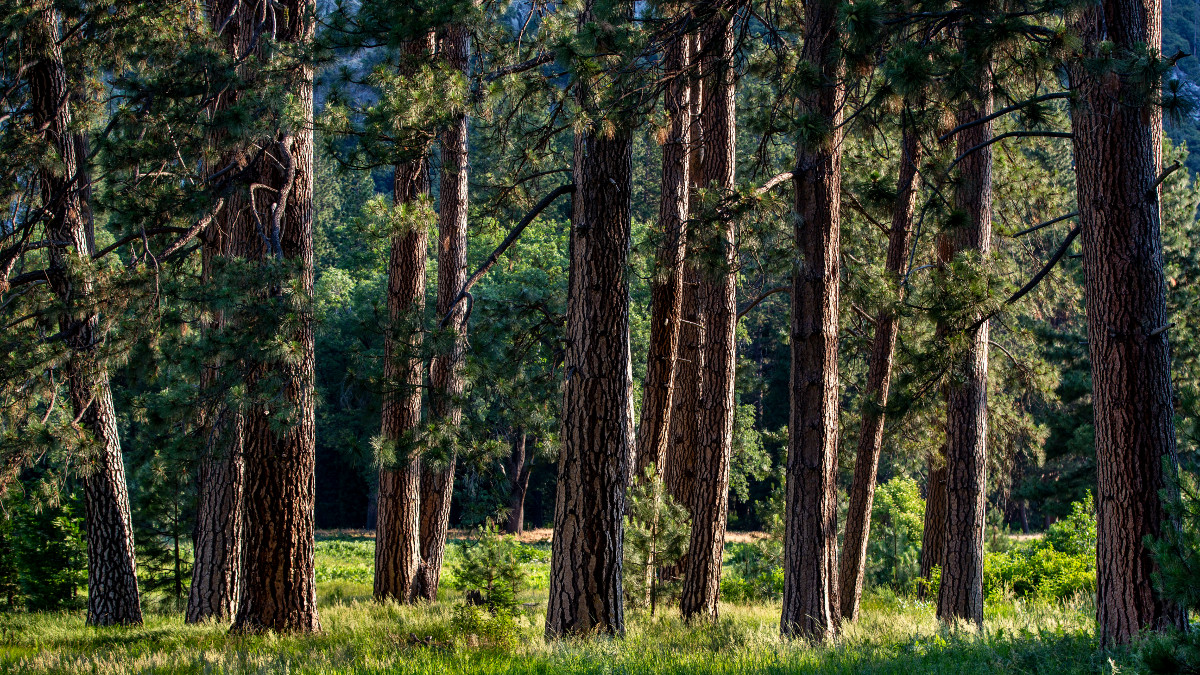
[0,533,1182,674]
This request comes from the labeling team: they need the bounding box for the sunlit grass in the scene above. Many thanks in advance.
[0,534,1153,674]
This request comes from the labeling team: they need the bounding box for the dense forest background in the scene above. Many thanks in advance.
[7,0,1199,569]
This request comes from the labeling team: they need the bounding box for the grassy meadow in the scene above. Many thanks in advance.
[0,532,1188,674]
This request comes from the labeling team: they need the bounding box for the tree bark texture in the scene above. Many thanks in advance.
[374,36,435,604]
[839,121,922,622]
[680,15,737,622]
[634,28,690,479]
[1069,0,1186,644]
[28,3,143,627]
[545,0,634,638]
[188,0,246,623]
[781,0,843,640]
[414,24,472,603]
[232,0,320,633]
[936,76,993,627]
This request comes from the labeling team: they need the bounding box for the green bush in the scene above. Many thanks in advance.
[720,539,783,603]
[866,477,925,590]
[624,468,689,611]
[449,602,522,649]
[12,494,85,611]
[982,494,1096,603]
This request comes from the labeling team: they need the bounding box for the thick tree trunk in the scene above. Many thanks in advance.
[414,25,472,602]
[680,15,737,622]
[374,55,433,602]
[839,121,922,622]
[188,0,246,623]
[545,0,634,639]
[1069,0,1185,645]
[781,0,843,641]
[187,407,244,623]
[936,76,993,627]
[232,0,320,633]
[918,452,947,596]
[505,431,531,535]
[28,3,142,627]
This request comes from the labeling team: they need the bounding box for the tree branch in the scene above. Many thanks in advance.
[1007,211,1077,238]
[439,183,576,328]
[937,92,1071,142]
[737,286,790,321]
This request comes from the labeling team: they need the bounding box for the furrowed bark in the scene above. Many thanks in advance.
[680,14,737,622]
[545,0,634,639]
[232,0,320,633]
[1068,0,1186,644]
[414,24,472,604]
[632,25,690,602]
[781,0,843,641]
[936,69,993,628]
[374,37,435,605]
[839,120,922,622]
[188,0,246,623]
[28,2,142,627]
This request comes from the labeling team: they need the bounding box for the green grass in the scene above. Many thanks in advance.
[0,535,1164,674]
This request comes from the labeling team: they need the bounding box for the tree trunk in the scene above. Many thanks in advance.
[505,431,531,535]
[187,408,244,622]
[680,15,737,622]
[936,72,993,627]
[633,27,688,483]
[28,3,142,627]
[1069,0,1186,645]
[663,38,705,531]
[545,0,634,639]
[187,0,246,623]
[839,120,922,622]
[373,37,434,602]
[413,25,472,604]
[918,451,947,596]
[232,0,320,633]
[781,0,843,640]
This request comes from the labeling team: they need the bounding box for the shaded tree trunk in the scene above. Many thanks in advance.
[188,0,246,623]
[232,0,320,633]
[28,3,142,627]
[936,72,993,627]
[839,120,922,622]
[414,25,472,603]
[545,0,634,639]
[505,431,532,535]
[680,15,737,622]
[918,452,947,597]
[1069,0,1186,645]
[187,408,244,622]
[781,0,843,640]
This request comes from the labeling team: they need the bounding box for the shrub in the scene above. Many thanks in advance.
[451,524,529,614]
[12,493,85,611]
[1152,454,1200,616]
[982,493,1097,603]
[624,468,689,611]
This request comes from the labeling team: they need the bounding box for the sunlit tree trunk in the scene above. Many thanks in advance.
[1069,0,1185,644]
[414,24,472,603]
